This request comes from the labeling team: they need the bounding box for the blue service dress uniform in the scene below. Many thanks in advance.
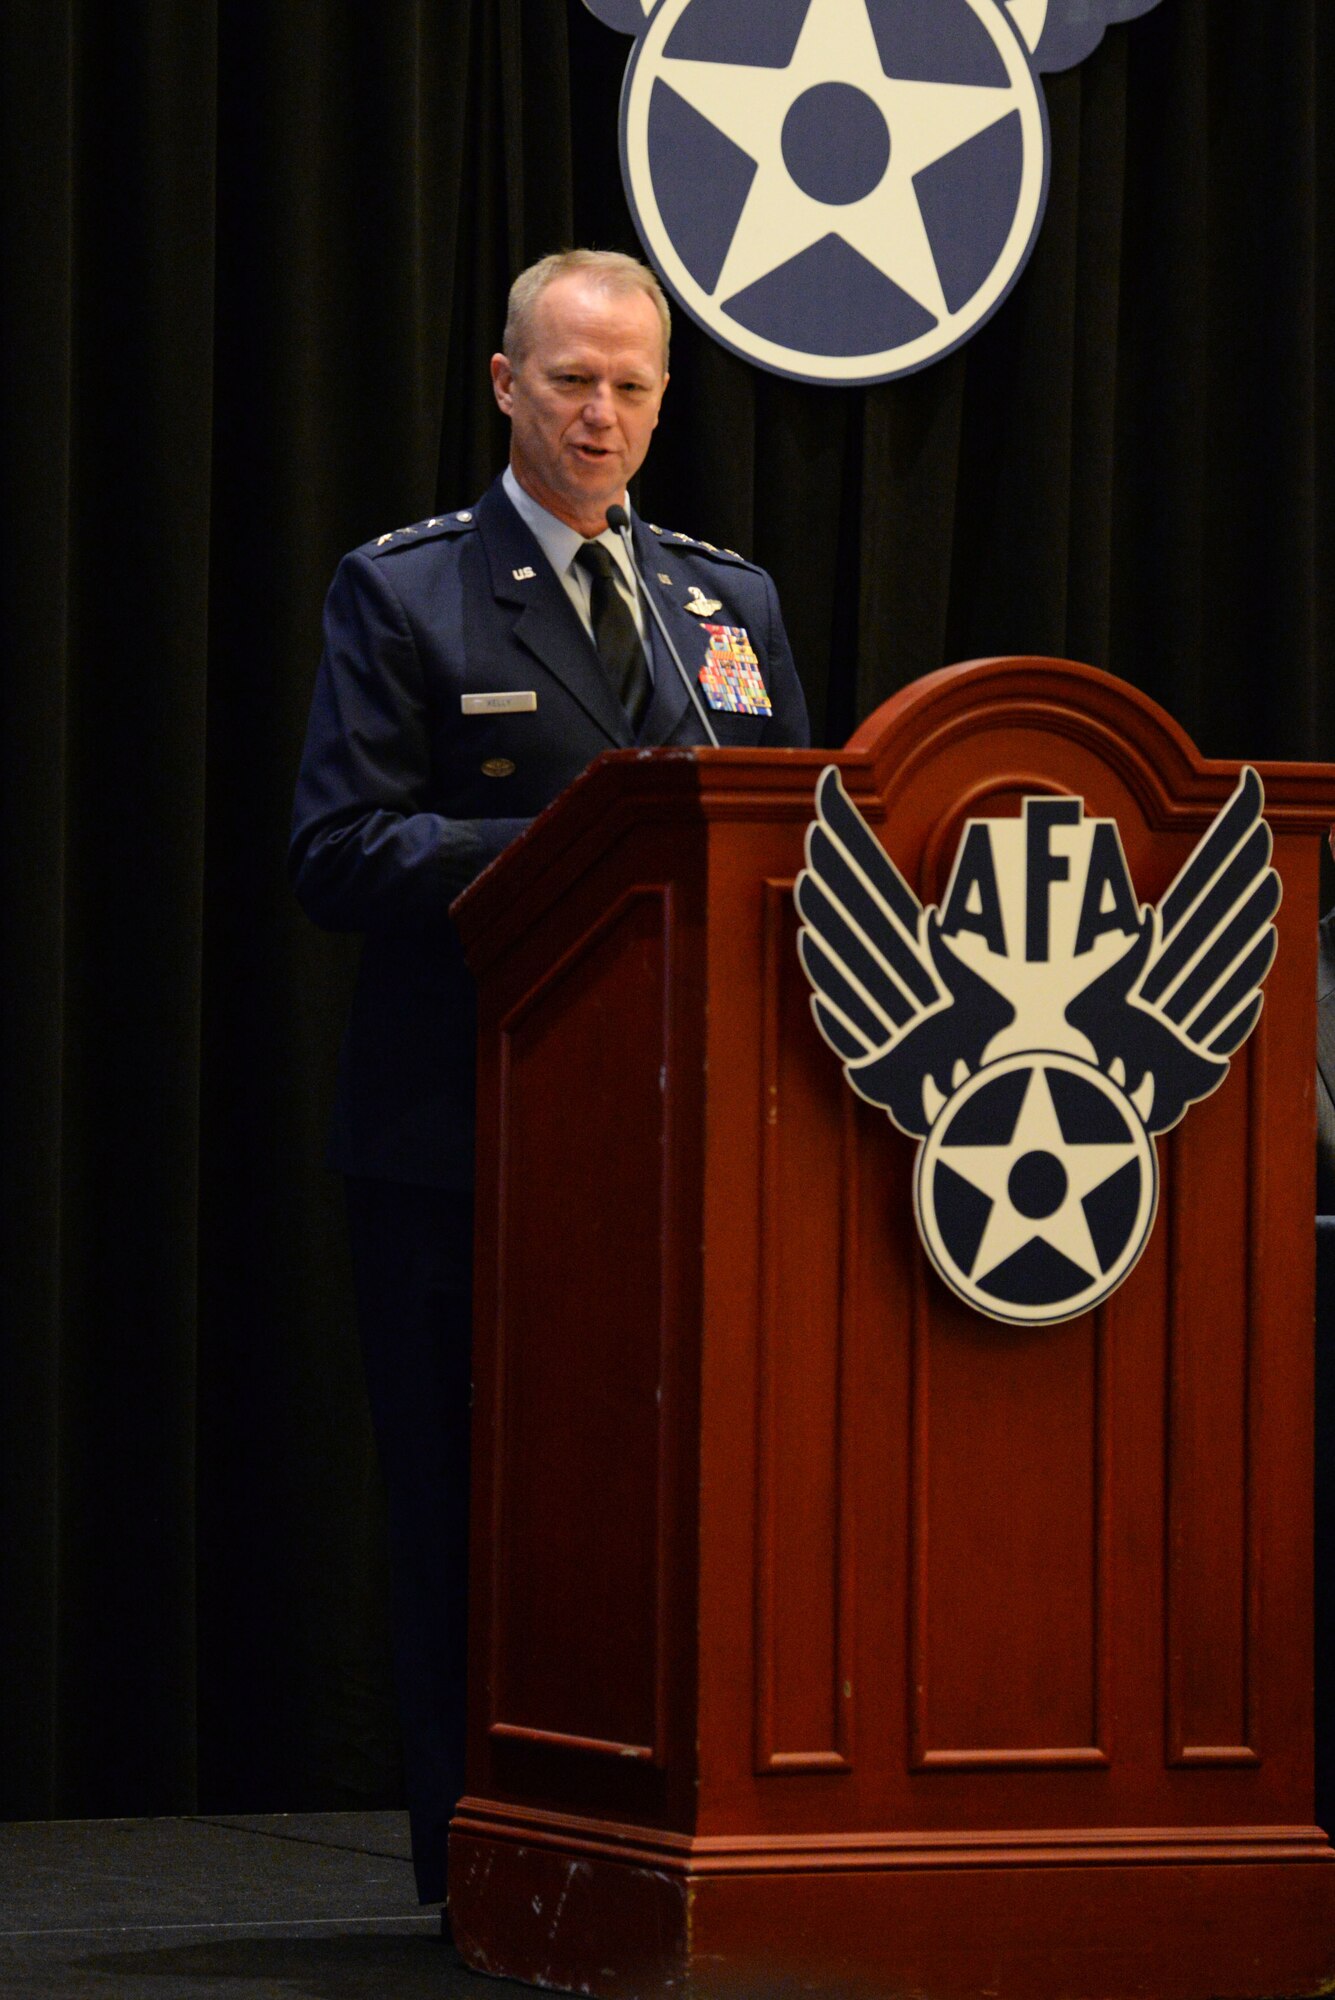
[289,473,810,1900]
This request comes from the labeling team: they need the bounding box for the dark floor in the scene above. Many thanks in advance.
[1,1811,1327,1999]
[0,1811,536,1999]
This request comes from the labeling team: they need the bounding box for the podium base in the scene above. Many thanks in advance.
[450,1808,1335,2000]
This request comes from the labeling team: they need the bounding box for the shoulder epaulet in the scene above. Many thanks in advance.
[645,522,760,570]
[359,508,478,558]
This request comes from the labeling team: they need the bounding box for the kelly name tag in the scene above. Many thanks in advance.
[461,691,537,716]
[697,624,773,717]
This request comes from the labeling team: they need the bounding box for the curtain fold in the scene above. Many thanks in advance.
[1,0,1329,1816]
[0,0,77,1822]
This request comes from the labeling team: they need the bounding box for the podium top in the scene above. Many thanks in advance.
[452,655,1335,959]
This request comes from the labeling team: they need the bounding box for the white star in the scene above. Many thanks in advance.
[657,0,1018,324]
[937,1065,1140,1285]
[1005,0,1047,54]
[944,917,1145,1070]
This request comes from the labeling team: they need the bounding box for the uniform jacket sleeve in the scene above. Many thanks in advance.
[756,562,807,748]
[289,548,527,933]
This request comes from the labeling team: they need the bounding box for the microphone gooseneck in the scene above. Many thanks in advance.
[605,506,721,748]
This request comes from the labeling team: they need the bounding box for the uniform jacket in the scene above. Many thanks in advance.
[290,475,811,1187]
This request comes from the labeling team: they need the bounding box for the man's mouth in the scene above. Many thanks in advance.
[571,442,612,463]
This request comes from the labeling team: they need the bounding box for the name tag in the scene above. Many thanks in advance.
[461,691,537,716]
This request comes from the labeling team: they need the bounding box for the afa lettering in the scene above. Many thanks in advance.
[940,824,1008,955]
[1073,822,1141,955]
[1025,797,1081,961]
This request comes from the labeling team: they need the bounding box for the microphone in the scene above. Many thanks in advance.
[606,504,720,748]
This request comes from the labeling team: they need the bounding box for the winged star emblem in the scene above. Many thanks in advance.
[794,766,1280,1324]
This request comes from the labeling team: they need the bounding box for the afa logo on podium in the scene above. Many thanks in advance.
[583,0,1168,384]
[794,769,1279,1325]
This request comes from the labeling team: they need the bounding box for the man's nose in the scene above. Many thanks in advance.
[582,383,615,426]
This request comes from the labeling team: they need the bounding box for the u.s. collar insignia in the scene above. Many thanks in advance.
[685,585,723,616]
[795,767,1279,1325]
[584,0,1167,388]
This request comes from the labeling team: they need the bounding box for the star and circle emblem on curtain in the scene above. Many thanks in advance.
[585,0,1171,386]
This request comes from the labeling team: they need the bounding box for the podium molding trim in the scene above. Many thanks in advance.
[452,1798,1333,1872]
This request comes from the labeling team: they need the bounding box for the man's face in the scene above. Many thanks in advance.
[491,274,668,538]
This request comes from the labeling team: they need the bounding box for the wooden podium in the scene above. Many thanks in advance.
[448,658,1335,1999]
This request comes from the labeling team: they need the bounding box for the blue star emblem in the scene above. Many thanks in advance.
[588,0,1169,386]
[621,0,1047,383]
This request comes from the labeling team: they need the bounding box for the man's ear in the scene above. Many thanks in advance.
[490,352,515,415]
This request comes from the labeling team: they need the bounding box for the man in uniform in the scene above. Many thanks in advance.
[290,248,810,1915]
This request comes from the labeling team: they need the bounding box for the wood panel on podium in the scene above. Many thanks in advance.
[447,657,1335,2000]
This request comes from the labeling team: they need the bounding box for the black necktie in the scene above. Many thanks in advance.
[575,541,651,727]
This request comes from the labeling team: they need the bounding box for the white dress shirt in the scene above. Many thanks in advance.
[502,464,650,660]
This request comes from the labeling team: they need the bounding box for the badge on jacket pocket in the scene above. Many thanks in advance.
[461,691,537,715]
[697,625,772,717]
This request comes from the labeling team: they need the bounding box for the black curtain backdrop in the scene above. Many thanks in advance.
[1,0,1331,1818]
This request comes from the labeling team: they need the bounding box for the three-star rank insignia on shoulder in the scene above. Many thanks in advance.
[366,511,475,557]
[648,523,751,566]
[794,767,1280,1325]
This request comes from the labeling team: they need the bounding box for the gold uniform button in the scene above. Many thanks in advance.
[482,757,516,779]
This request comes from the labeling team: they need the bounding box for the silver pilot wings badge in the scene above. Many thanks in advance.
[794,768,1280,1324]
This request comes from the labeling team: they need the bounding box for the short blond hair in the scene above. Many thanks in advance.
[503,249,671,370]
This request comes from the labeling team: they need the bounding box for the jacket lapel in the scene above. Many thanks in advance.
[635,520,711,747]
[475,480,633,749]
